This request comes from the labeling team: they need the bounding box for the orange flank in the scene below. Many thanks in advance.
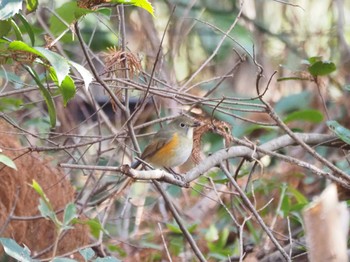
[147,133,179,167]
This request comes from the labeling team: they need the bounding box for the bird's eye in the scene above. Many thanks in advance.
[179,122,186,128]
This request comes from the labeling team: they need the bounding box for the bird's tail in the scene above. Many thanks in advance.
[130,159,141,169]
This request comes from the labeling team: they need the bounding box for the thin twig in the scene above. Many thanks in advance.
[220,163,290,261]
[158,222,173,262]
[180,1,245,90]
[254,61,350,183]
[74,22,126,113]
[0,187,20,234]
[153,181,207,262]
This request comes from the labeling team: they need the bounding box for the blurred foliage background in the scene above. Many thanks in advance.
[1,0,350,261]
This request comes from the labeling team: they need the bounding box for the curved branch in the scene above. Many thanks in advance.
[186,133,350,188]
[59,163,189,187]
[61,133,350,188]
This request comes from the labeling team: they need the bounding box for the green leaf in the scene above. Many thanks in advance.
[187,223,198,233]
[63,203,77,226]
[31,180,54,212]
[344,84,350,91]
[283,109,323,124]
[79,247,95,261]
[95,257,121,262]
[0,238,38,262]
[308,60,336,76]
[96,8,112,16]
[280,194,290,217]
[217,227,229,249]
[166,222,197,234]
[84,218,105,238]
[31,180,60,226]
[10,42,71,86]
[0,97,23,111]
[288,186,308,205]
[0,153,17,170]
[142,242,162,250]
[8,40,42,56]
[327,120,350,145]
[26,0,38,13]
[31,179,46,198]
[205,225,218,242]
[49,2,92,36]
[69,61,93,91]
[169,236,184,255]
[107,245,126,257]
[0,20,11,37]
[112,0,155,17]
[0,0,22,20]
[207,251,231,260]
[307,56,322,64]
[17,13,35,45]
[246,220,260,243]
[35,47,70,85]
[24,66,57,127]
[10,19,23,41]
[166,223,182,234]
[290,203,308,213]
[52,258,77,262]
[59,75,76,106]
[50,68,76,106]
[38,198,58,223]
[275,91,312,114]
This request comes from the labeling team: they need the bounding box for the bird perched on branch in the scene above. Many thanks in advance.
[132,115,200,169]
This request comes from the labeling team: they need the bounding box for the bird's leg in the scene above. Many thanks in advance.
[165,167,185,182]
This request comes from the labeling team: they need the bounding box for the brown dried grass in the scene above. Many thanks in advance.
[0,120,90,259]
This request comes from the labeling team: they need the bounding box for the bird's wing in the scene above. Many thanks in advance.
[141,135,172,161]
